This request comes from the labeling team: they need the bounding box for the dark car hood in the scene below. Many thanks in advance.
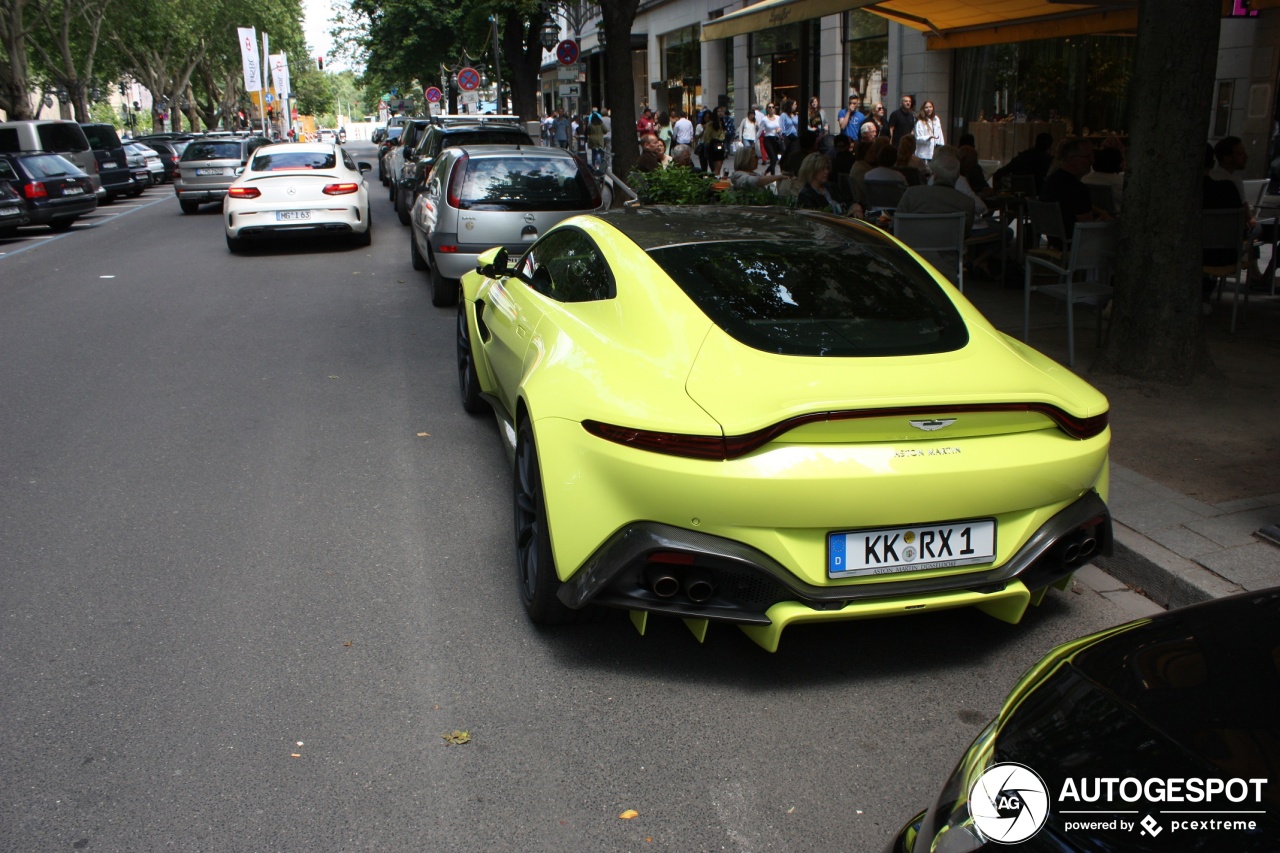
[993,589,1280,849]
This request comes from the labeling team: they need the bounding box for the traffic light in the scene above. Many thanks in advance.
[317,56,324,70]
[267,107,274,118]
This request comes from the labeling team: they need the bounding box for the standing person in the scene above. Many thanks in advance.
[759,103,783,174]
[701,110,727,177]
[720,107,736,167]
[869,102,887,137]
[552,110,570,149]
[914,100,944,171]
[779,99,800,159]
[837,94,865,143]
[587,112,605,173]
[738,108,759,163]
[655,111,673,155]
[602,108,613,161]
[808,96,832,157]
[887,94,917,148]
[672,109,694,150]
[636,107,656,139]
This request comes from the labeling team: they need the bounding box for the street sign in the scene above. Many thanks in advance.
[425,86,443,104]
[558,84,579,97]
[457,66,481,92]
[556,39,579,66]
[265,93,274,103]
[556,65,581,81]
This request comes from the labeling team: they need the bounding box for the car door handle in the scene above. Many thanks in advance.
[517,324,531,339]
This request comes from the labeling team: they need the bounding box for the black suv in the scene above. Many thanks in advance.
[394,115,532,225]
[80,123,136,202]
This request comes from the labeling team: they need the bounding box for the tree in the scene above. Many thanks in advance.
[27,0,114,121]
[1093,0,1222,382]
[599,0,639,184]
[0,0,38,118]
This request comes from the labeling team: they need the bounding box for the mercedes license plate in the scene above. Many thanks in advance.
[276,210,311,221]
[829,518,995,578]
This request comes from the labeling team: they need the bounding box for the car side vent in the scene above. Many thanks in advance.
[475,300,490,342]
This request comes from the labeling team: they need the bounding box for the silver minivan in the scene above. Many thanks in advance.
[0,120,103,198]
[409,145,603,306]
[174,135,269,213]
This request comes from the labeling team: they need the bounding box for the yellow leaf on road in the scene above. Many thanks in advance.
[619,810,639,820]
[443,730,471,745]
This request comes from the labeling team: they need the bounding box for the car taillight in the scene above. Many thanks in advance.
[322,182,359,195]
[446,153,469,208]
[24,182,47,200]
[227,186,260,198]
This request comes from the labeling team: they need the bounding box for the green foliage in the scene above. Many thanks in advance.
[720,186,789,207]
[628,166,790,209]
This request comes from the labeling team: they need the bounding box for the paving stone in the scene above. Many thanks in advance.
[1100,589,1166,619]
[1147,526,1225,560]
[1072,564,1126,593]
[1198,542,1280,590]
[1171,496,1222,518]
[1120,498,1222,535]
[1184,507,1280,548]
[1211,497,1268,513]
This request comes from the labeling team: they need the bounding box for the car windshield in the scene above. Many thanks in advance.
[647,236,969,357]
[20,154,79,178]
[182,141,242,161]
[251,151,337,171]
[457,156,595,211]
[444,131,529,150]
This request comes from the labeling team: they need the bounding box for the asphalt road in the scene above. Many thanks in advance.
[1,144,1142,852]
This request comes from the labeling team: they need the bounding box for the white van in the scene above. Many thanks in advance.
[0,120,103,198]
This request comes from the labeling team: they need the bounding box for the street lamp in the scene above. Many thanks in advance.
[540,15,560,49]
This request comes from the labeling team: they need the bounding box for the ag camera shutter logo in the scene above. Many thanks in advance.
[970,762,1051,843]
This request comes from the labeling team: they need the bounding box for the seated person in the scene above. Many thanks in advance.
[633,133,666,173]
[1082,146,1125,213]
[956,141,991,196]
[993,132,1054,193]
[864,146,907,185]
[1040,138,1112,247]
[669,144,694,169]
[896,146,974,277]
[728,146,787,191]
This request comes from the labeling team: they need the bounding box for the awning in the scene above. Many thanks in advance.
[702,0,1141,47]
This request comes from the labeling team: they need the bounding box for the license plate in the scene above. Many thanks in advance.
[62,186,84,195]
[102,161,117,169]
[829,518,996,578]
[276,210,311,221]
[0,207,18,216]
[195,168,223,176]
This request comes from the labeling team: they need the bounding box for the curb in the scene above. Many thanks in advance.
[1093,522,1244,611]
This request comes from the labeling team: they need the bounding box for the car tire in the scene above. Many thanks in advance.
[354,210,372,247]
[48,219,74,232]
[395,187,411,226]
[430,256,458,307]
[457,298,486,415]
[410,232,428,270]
[514,419,575,625]
[226,231,245,253]
[179,199,199,214]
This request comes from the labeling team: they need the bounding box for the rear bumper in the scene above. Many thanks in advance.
[557,491,1111,649]
[27,196,98,224]
[175,187,230,202]
[233,222,361,239]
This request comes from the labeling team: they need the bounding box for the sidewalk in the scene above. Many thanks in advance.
[960,272,1280,610]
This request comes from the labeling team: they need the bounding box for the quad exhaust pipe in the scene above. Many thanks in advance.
[644,563,715,604]
[1062,532,1099,566]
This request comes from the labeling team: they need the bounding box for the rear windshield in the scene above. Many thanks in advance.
[456,156,596,211]
[647,236,969,357]
[251,151,337,171]
[18,154,81,178]
[443,130,531,150]
[35,123,89,153]
[81,124,122,149]
[181,141,244,161]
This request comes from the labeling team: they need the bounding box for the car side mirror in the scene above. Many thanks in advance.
[358,162,372,172]
[477,247,510,278]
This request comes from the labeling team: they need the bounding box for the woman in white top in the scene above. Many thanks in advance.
[739,110,759,163]
[759,104,783,175]
[914,100,944,168]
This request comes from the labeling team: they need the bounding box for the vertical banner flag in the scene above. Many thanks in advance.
[237,27,261,93]
[269,54,290,102]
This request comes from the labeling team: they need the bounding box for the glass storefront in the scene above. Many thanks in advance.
[845,11,888,106]
[662,25,701,116]
[750,21,819,110]
[953,35,1136,138]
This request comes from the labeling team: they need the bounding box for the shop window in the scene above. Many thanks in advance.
[844,11,888,104]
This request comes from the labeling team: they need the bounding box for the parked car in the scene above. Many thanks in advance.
[0,173,33,234]
[383,118,430,219]
[135,135,192,183]
[318,128,336,143]
[0,151,98,230]
[222,142,372,252]
[174,134,270,213]
[126,142,165,185]
[0,119,102,198]
[411,144,604,305]
[376,126,403,185]
[886,586,1280,852]
[80,122,136,202]
[455,207,1112,649]
[395,115,532,226]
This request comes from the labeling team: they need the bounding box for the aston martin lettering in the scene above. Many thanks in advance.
[894,447,961,457]
[829,519,996,577]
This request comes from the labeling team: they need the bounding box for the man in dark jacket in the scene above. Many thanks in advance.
[992,132,1055,193]
[887,95,916,148]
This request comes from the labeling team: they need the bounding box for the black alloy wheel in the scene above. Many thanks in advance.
[456,299,485,415]
[514,420,574,624]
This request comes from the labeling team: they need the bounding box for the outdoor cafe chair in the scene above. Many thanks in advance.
[1202,207,1250,332]
[865,180,907,215]
[1023,220,1118,368]
[894,211,968,292]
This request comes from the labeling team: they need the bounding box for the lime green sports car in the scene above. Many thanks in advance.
[457,207,1111,651]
